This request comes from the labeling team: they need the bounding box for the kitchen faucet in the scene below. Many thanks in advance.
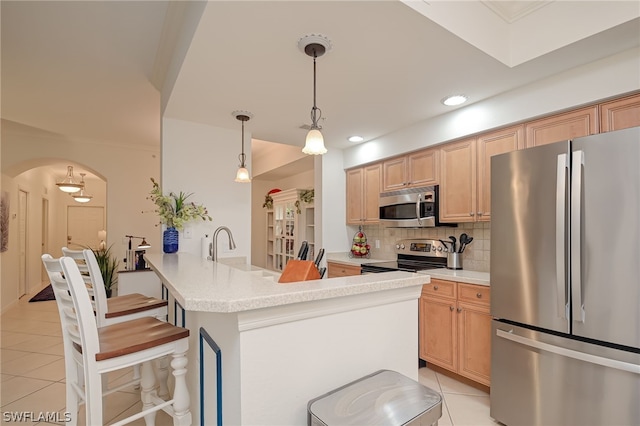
[210,226,236,261]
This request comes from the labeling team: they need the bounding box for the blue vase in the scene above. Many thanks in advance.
[163,227,179,253]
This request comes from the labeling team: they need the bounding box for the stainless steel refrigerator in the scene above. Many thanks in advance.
[490,126,640,426]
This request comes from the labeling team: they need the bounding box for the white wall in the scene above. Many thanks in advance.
[1,121,160,312]
[317,150,349,255]
[161,118,251,262]
[343,47,640,168]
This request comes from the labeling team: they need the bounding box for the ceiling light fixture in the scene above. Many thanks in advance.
[56,165,84,193]
[298,34,332,155]
[72,173,93,203]
[232,110,253,183]
[348,136,364,143]
[442,95,468,106]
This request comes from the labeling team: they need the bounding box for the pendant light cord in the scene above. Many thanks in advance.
[239,119,246,167]
[311,49,322,130]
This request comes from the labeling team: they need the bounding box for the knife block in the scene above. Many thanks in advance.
[278,260,321,283]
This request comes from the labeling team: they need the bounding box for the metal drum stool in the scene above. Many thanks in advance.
[308,370,442,426]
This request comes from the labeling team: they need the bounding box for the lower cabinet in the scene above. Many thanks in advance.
[419,279,491,386]
[326,261,361,278]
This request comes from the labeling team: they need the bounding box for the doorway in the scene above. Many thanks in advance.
[18,190,28,298]
[67,206,105,249]
[41,198,49,283]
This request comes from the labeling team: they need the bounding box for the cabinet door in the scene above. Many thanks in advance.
[525,106,598,148]
[346,168,364,225]
[476,125,524,221]
[363,164,381,223]
[457,301,492,386]
[440,138,477,223]
[327,262,361,278]
[408,149,438,187]
[600,93,640,132]
[421,296,457,371]
[382,156,407,191]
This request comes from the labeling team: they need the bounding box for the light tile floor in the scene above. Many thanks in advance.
[2,285,498,425]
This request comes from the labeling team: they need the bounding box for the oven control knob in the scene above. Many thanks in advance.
[400,244,405,250]
[437,246,442,252]
[395,244,400,249]
[432,246,437,252]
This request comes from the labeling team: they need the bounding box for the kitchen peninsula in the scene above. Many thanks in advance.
[145,252,428,425]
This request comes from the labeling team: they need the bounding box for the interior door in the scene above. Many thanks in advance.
[67,206,104,249]
[571,127,640,348]
[41,198,49,282]
[18,190,28,297]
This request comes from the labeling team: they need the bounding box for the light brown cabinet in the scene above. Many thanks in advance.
[419,279,491,386]
[600,93,640,132]
[525,106,598,148]
[327,261,361,278]
[475,125,524,221]
[439,138,476,223]
[382,148,438,192]
[346,163,381,225]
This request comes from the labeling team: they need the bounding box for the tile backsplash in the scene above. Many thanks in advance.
[353,222,491,273]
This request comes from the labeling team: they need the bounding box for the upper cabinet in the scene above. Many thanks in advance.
[600,93,640,132]
[382,148,438,192]
[525,106,598,148]
[439,138,476,223]
[440,126,523,223]
[346,163,381,225]
[476,125,524,221]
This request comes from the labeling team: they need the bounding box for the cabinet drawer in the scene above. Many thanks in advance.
[422,279,456,299]
[458,283,490,307]
[327,262,361,278]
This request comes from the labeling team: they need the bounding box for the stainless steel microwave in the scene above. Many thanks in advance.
[379,185,448,228]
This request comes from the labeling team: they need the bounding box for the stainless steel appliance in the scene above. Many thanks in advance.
[379,185,451,228]
[490,127,640,426]
[361,239,448,273]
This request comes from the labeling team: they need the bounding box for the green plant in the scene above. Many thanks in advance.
[299,189,314,204]
[148,177,212,230]
[91,245,119,295]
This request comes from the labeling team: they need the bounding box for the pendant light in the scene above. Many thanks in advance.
[72,173,93,203]
[232,110,253,183]
[56,165,83,193]
[298,34,332,155]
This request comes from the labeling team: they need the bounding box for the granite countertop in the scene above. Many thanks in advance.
[325,252,392,266]
[145,253,428,313]
[418,268,490,286]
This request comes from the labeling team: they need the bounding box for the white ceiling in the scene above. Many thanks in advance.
[2,1,639,179]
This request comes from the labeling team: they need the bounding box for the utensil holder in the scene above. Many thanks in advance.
[447,252,463,270]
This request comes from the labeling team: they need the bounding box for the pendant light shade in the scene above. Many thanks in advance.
[56,165,84,193]
[72,173,93,203]
[299,34,331,155]
[232,110,253,183]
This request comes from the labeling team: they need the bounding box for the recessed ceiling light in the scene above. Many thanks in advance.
[348,136,364,143]
[441,95,468,106]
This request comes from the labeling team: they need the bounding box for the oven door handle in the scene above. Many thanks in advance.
[416,193,422,225]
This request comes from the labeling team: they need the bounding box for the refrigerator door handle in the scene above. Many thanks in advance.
[571,150,585,323]
[556,153,568,319]
[496,329,640,375]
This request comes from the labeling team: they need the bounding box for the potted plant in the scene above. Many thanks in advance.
[91,245,119,298]
[148,177,212,253]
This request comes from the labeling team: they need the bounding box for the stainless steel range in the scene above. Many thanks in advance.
[360,239,448,274]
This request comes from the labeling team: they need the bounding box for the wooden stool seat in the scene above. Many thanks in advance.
[105,294,168,319]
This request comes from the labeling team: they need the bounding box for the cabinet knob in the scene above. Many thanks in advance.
[450,306,454,311]
[457,307,463,313]
[469,212,475,216]
[433,285,439,290]
[476,292,483,298]
[477,212,483,216]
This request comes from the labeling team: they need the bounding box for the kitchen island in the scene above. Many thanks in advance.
[145,252,428,426]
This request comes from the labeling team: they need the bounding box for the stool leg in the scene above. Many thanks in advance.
[155,355,170,399]
[133,364,141,390]
[170,351,191,426]
[141,360,158,426]
[85,369,104,426]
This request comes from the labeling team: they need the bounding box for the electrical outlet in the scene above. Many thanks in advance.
[184,228,192,239]
[375,239,380,249]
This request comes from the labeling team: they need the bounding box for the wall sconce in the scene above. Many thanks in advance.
[125,235,151,250]
[232,110,253,183]
[72,173,93,203]
[56,165,83,193]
